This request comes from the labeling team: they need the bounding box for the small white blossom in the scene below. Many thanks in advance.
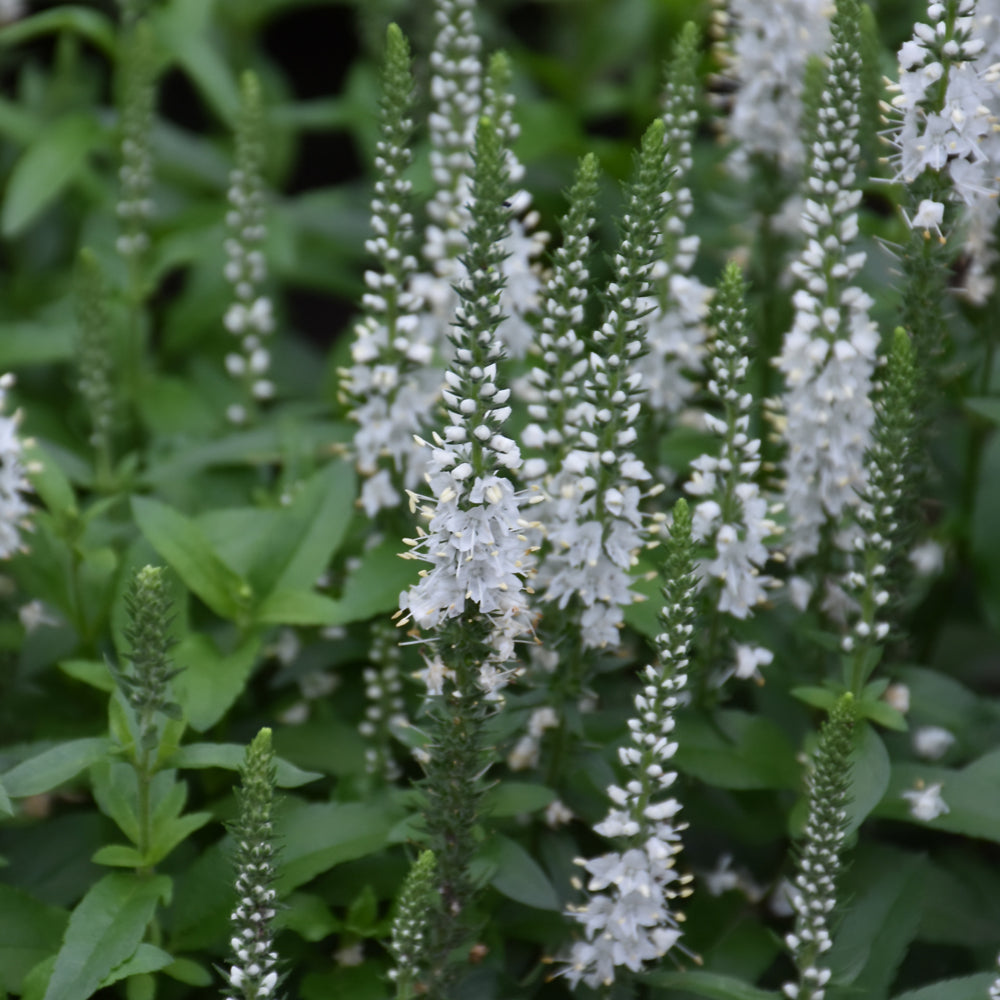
[776,3,876,562]
[909,539,945,576]
[912,725,955,761]
[884,683,911,715]
[902,781,950,821]
[724,0,832,173]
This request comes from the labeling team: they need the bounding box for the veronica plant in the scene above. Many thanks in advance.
[413,0,482,349]
[0,374,31,560]
[115,15,156,410]
[223,728,283,1000]
[775,0,877,570]
[536,118,672,652]
[387,850,439,1000]
[222,72,275,426]
[74,250,116,486]
[344,24,433,517]
[842,328,917,692]
[639,21,712,420]
[520,151,600,478]
[561,499,697,989]
[396,113,532,990]
[782,694,855,1000]
[686,261,777,685]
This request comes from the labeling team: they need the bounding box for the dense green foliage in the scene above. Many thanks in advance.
[2,3,1000,1000]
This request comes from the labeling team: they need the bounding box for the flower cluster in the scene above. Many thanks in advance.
[686,263,777,681]
[0,375,31,560]
[116,565,180,739]
[74,250,116,464]
[887,1,997,208]
[344,25,437,516]
[723,0,831,174]
[397,116,532,688]
[223,73,275,426]
[639,22,712,417]
[483,52,548,360]
[224,728,282,1000]
[842,329,917,689]
[520,152,600,476]
[359,623,408,781]
[410,0,482,352]
[387,850,439,999]
[116,20,156,262]
[775,0,877,563]
[887,0,1000,303]
[561,500,697,988]
[536,120,671,650]
[783,695,854,1000]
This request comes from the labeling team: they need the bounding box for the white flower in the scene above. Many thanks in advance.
[545,799,574,828]
[732,643,773,683]
[0,378,31,560]
[776,7,875,562]
[909,539,945,576]
[909,198,945,232]
[559,517,697,987]
[912,725,955,761]
[725,0,832,172]
[415,653,454,697]
[902,781,950,821]
[884,683,911,715]
[702,854,740,896]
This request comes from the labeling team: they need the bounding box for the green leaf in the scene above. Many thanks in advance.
[875,748,1000,840]
[172,632,261,732]
[91,845,145,869]
[141,421,352,485]
[2,738,111,798]
[826,849,925,996]
[0,315,76,367]
[131,496,250,621]
[480,835,560,911]
[326,536,419,625]
[59,660,116,694]
[265,461,357,595]
[276,801,402,893]
[482,781,555,817]
[96,943,173,989]
[0,778,11,816]
[194,464,356,600]
[674,711,799,790]
[281,893,341,942]
[0,6,116,55]
[792,685,838,711]
[161,956,212,987]
[24,441,77,521]
[42,872,170,1000]
[845,723,891,836]
[1,113,102,236]
[253,588,348,627]
[964,397,1000,425]
[90,761,140,846]
[344,885,380,935]
[892,974,999,1000]
[167,842,232,953]
[642,970,780,1000]
[153,0,240,124]
[0,885,68,993]
[971,434,1000,632]
[147,811,212,866]
[166,742,321,788]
